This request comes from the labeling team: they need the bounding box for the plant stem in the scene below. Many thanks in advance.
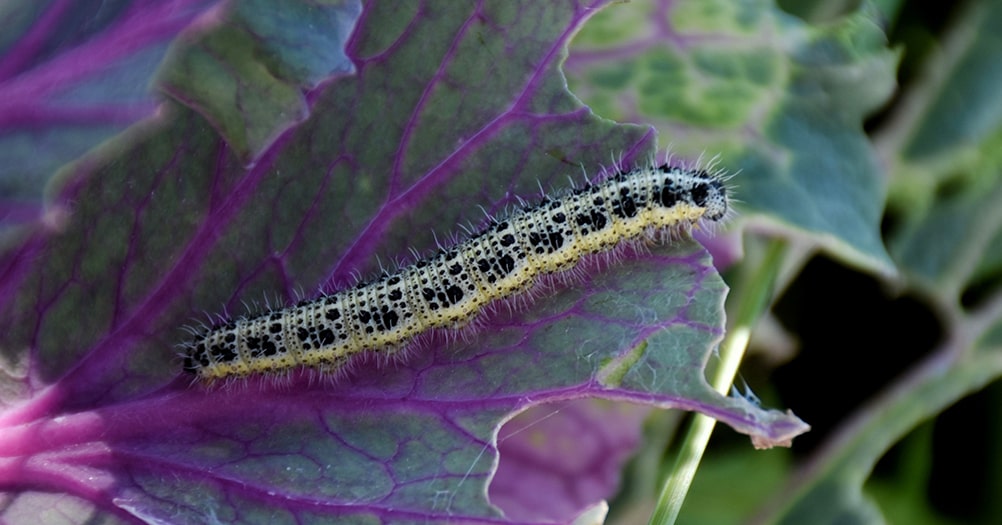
[648,238,788,525]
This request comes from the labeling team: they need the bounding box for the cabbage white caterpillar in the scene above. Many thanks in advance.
[183,161,729,381]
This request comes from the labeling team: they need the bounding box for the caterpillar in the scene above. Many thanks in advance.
[182,160,730,382]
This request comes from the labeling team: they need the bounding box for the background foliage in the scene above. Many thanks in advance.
[568,0,1001,523]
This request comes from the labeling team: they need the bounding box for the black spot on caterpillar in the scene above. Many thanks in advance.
[182,161,730,382]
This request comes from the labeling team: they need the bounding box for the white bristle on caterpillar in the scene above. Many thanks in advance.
[182,159,731,382]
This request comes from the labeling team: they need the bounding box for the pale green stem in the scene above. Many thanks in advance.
[648,238,788,525]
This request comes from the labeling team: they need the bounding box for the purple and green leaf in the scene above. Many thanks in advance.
[0,1,807,524]
[0,0,218,226]
[566,0,899,274]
